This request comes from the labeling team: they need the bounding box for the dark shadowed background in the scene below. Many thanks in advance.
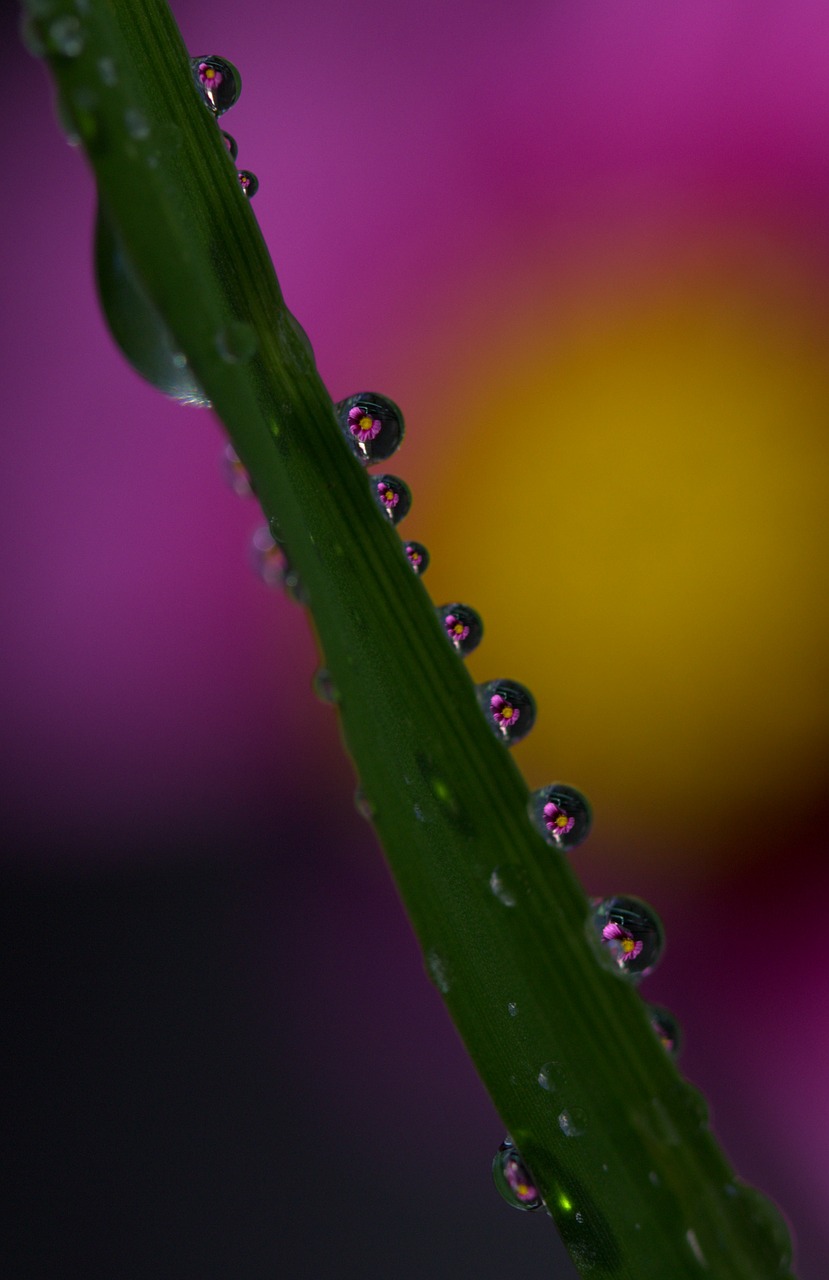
[4,1,829,1276]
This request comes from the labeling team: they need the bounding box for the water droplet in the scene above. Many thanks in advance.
[436,604,483,656]
[191,55,241,115]
[676,1081,710,1129]
[403,541,429,575]
[558,1108,587,1138]
[478,680,537,745]
[335,392,405,465]
[221,130,238,160]
[312,668,339,704]
[124,108,150,140]
[250,527,306,602]
[238,169,259,198]
[686,1228,707,1268]
[426,949,450,995]
[48,15,83,56]
[284,313,316,368]
[354,786,375,821]
[507,1001,519,1017]
[492,1140,543,1211]
[215,321,258,364]
[648,1003,682,1058]
[97,56,118,87]
[413,803,425,822]
[489,865,530,908]
[649,1170,661,1187]
[221,443,253,497]
[590,895,665,980]
[529,783,592,852]
[726,1182,793,1270]
[372,475,411,525]
[537,1061,566,1092]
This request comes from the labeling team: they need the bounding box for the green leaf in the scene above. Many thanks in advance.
[25,1,797,1275]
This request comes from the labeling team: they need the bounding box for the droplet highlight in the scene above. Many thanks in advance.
[648,1003,682,1058]
[537,1061,566,1092]
[529,783,592,852]
[335,392,405,464]
[478,680,536,745]
[192,55,241,115]
[591,895,665,980]
[237,169,259,199]
[492,1140,543,1212]
[354,786,375,821]
[426,949,450,995]
[373,475,411,525]
[403,541,429,575]
[437,604,483,656]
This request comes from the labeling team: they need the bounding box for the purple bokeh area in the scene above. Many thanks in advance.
[4,2,829,1276]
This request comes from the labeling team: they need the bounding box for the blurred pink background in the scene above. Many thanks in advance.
[4,1,829,1275]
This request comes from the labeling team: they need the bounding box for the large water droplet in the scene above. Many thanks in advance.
[478,680,536,745]
[336,392,405,465]
[372,475,411,524]
[191,55,241,115]
[313,668,339,704]
[492,1140,543,1211]
[403,541,429,575]
[648,1003,682,1058]
[558,1107,587,1138]
[529,783,592,851]
[489,865,530,907]
[437,604,483,656]
[221,443,253,497]
[48,15,84,56]
[590,895,665,979]
[221,130,238,160]
[215,320,257,364]
[237,170,259,199]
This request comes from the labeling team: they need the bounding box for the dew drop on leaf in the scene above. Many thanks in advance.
[492,1140,543,1212]
[403,541,429,575]
[215,321,258,364]
[191,55,241,115]
[478,680,536,745]
[335,392,405,465]
[647,1003,682,1058]
[48,15,84,57]
[436,603,483,656]
[221,444,253,497]
[590,895,665,980]
[529,783,592,851]
[558,1107,588,1138]
[372,474,411,525]
[221,130,238,160]
[237,169,259,199]
[312,668,339,704]
[97,57,118,87]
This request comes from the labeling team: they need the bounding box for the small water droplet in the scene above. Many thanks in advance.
[426,949,450,995]
[558,1108,587,1138]
[537,1061,566,1092]
[478,680,537,745]
[354,786,375,821]
[250,526,306,602]
[529,783,592,851]
[215,321,258,364]
[676,1081,710,1129]
[590,896,665,980]
[436,603,483,656]
[575,1212,584,1224]
[372,474,411,525]
[124,108,150,140]
[413,803,425,822]
[48,15,83,56]
[492,1140,543,1212]
[726,1181,793,1270]
[686,1228,707,1268]
[335,392,405,465]
[97,56,118,86]
[403,541,429,575]
[312,668,339,704]
[649,1170,661,1187]
[191,55,241,115]
[221,443,253,497]
[507,1001,519,1017]
[221,130,238,160]
[648,1003,682,1058]
[489,865,530,908]
[238,169,259,198]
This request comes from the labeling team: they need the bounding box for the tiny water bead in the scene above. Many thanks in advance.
[354,787,375,821]
[191,56,241,115]
[312,668,339,704]
[404,541,429,575]
[489,865,530,908]
[529,783,592,852]
[437,604,483,656]
[124,108,150,141]
[648,1003,682,1058]
[537,1061,567,1092]
[507,1001,519,1018]
[221,131,238,161]
[238,170,259,199]
[335,392,405,464]
[250,527,306,602]
[492,1140,543,1212]
[478,681,537,746]
[591,896,665,979]
[558,1107,588,1138]
[372,475,411,525]
[48,15,84,57]
[426,949,450,995]
[221,443,253,497]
